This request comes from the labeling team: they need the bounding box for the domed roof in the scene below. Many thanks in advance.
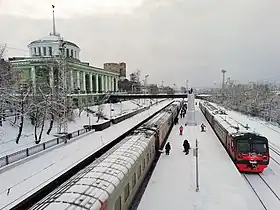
[28,35,79,48]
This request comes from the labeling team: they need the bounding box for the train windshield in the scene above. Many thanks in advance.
[252,143,267,153]
[237,142,250,153]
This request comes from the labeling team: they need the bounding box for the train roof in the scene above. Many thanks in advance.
[202,101,265,138]
[34,102,178,209]
[38,132,154,210]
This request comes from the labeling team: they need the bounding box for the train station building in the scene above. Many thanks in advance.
[8,7,126,101]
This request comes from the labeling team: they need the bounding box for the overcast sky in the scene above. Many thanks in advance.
[0,0,280,88]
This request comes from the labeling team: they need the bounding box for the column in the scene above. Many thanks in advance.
[110,76,113,91]
[76,71,80,90]
[104,75,107,92]
[111,77,114,92]
[95,74,99,93]
[89,73,93,93]
[82,71,86,92]
[49,67,54,92]
[70,70,74,91]
[115,77,119,91]
[31,66,36,93]
[101,75,105,93]
[107,76,110,92]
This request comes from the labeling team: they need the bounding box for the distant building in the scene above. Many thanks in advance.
[104,62,126,80]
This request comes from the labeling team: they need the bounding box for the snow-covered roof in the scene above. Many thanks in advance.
[28,35,79,48]
[36,133,151,209]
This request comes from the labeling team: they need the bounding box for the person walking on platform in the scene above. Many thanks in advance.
[183,139,190,155]
[174,117,178,125]
[165,142,171,155]
[179,125,183,135]
[201,123,206,132]
[182,110,186,118]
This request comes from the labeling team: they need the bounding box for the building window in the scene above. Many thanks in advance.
[34,47,37,55]
[48,47,52,56]
[124,183,130,202]
[38,47,41,56]
[74,51,77,58]
[66,48,69,57]
[43,47,46,56]
[71,49,73,57]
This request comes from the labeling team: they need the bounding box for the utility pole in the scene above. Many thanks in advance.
[144,74,149,94]
[221,69,226,93]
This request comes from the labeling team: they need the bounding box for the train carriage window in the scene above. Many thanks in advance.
[124,183,130,202]
[114,196,121,210]
[252,143,267,153]
[147,153,149,162]
[132,173,136,188]
[237,142,250,153]
[137,165,141,179]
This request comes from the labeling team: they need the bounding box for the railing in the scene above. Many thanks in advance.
[0,99,166,170]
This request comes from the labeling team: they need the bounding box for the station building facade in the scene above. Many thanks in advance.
[9,34,123,96]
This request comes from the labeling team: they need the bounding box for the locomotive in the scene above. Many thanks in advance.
[30,100,182,210]
[199,101,269,173]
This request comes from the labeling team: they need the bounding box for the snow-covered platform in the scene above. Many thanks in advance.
[138,105,264,210]
[0,100,172,210]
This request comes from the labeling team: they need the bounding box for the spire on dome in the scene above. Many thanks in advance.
[50,5,59,36]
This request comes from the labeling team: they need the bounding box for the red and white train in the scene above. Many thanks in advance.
[199,101,269,173]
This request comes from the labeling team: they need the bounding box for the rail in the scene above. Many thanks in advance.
[0,99,166,170]
[10,100,176,210]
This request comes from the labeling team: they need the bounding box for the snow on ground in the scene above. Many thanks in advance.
[0,99,158,157]
[0,100,172,210]
[138,105,264,210]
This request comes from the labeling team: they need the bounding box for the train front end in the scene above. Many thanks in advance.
[235,133,269,173]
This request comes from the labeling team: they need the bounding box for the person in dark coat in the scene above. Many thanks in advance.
[174,117,178,125]
[165,142,171,155]
[201,123,206,132]
[183,139,190,154]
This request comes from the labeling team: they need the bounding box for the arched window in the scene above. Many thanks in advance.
[66,48,69,57]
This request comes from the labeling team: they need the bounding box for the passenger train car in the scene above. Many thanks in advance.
[199,101,269,173]
[31,100,182,210]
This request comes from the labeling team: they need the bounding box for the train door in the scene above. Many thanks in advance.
[228,137,236,159]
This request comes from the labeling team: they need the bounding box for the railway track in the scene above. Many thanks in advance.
[8,100,178,210]
[244,173,280,210]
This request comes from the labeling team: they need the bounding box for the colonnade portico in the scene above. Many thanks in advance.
[71,70,118,93]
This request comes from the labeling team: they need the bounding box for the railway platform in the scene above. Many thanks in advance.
[137,104,264,210]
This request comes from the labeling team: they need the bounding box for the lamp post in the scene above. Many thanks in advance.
[144,74,149,94]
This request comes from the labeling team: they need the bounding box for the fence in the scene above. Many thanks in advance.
[0,99,167,170]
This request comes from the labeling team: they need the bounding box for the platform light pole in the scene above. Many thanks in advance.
[195,139,199,192]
